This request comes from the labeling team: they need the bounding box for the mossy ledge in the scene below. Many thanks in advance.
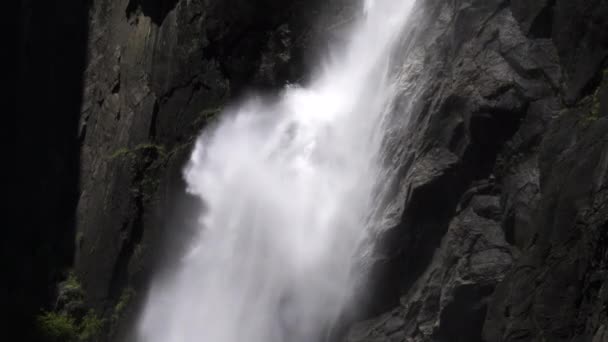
[37,273,104,342]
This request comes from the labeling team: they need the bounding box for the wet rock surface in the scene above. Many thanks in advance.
[15,0,608,341]
[71,0,355,340]
[350,0,608,341]
[75,0,608,340]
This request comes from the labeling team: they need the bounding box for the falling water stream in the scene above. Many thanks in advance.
[138,0,415,341]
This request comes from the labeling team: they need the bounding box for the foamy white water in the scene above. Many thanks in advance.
[138,1,415,341]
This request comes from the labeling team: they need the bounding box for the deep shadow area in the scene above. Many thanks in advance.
[126,0,179,25]
[436,284,494,342]
[11,0,90,339]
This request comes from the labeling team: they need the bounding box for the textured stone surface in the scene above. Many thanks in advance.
[71,0,356,340]
[349,0,608,341]
[74,0,608,340]
[14,0,608,341]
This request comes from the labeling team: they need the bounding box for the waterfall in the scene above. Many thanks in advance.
[137,0,415,341]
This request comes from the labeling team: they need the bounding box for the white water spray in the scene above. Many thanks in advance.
[138,1,415,341]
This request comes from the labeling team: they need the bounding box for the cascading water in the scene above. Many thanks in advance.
[137,0,415,341]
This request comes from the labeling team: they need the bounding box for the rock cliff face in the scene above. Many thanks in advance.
[349,0,608,341]
[72,0,355,339]
[15,0,608,341]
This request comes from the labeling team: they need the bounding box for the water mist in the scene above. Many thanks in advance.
[137,0,415,341]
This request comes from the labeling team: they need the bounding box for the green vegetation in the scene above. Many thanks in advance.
[580,68,606,126]
[139,172,161,200]
[194,105,224,127]
[107,143,169,202]
[591,87,601,119]
[37,272,105,342]
[107,104,227,203]
[133,143,167,157]
[107,143,167,161]
[64,272,82,291]
[112,288,136,323]
[79,310,104,341]
[37,310,105,342]
[107,147,131,160]
[59,271,85,306]
[37,311,78,342]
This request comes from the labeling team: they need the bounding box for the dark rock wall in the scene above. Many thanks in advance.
[349,0,608,341]
[14,0,608,341]
[71,0,354,339]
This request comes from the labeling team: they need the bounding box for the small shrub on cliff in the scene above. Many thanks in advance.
[107,143,167,161]
[37,273,105,342]
[64,272,83,293]
[37,309,104,342]
[195,106,224,126]
[79,310,104,341]
[37,311,78,342]
[107,147,131,160]
[112,287,136,323]
[56,272,85,317]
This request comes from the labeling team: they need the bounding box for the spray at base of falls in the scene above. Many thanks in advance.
[137,1,415,341]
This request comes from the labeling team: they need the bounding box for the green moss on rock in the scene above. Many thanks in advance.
[112,287,136,323]
[37,311,78,342]
[78,310,104,341]
[194,105,224,127]
[107,143,167,161]
[37,309,105,342]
